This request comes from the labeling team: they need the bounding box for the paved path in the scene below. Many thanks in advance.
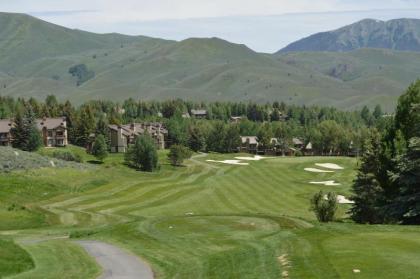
[77,240,154,279]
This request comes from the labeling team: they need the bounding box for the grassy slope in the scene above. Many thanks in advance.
[0,238,34,278]
[1,13,419,109]
[1,147,419,278]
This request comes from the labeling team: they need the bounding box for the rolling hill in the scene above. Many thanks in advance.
[0,13,419,111]
[279,18,420,53]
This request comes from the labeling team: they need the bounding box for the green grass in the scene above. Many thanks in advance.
[0,238,34,278]
[1,149,419,278]
[8,240,100,279]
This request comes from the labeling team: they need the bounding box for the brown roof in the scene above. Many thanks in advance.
[0,119,12,133]
[36,118,66,130]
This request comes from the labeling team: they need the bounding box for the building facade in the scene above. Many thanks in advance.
[108,122,168,153]
[0,118,68,148]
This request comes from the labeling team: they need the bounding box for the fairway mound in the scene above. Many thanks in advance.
[206,160,249,166]
[315,163,344,170]
[234,155,274,161]
[310,181,341,186]
[304,168,334,173]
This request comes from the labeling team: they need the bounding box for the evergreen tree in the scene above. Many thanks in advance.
[125,135,158,172]
[91,134,108,162]
[11,106,42,151]
[75,106,95,147]
[390,138,420,224]
[188,125,206,152]
[350,132,384,224]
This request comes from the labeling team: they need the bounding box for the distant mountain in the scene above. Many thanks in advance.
[279,18,420,53]
[0,13,419,111]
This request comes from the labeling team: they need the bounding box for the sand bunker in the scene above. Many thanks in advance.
[310,181,341,186]
[206,160,249,166]
[304,168,334,173]
[324,194,354,204]
[315,163,344,170]
[234,155,274,161]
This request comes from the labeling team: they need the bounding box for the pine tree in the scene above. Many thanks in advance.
[168,144,192,166]
[350,132,384,224]
[91,134,108,162]
[75,106,95,147]
[11,106,42,151]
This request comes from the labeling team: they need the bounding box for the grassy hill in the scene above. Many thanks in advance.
[0,13,419,110]
[1,148,420,278]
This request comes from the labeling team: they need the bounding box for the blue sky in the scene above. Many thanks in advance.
[1,0,420,52]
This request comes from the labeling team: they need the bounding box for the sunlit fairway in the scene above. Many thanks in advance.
[1,146,420,278]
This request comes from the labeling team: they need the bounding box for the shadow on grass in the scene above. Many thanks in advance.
[87,160,104,165]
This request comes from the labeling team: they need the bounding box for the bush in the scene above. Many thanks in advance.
[52,150,83,163]
[310,191,338,222]
[168,145,193,166]
[125,135,158,172]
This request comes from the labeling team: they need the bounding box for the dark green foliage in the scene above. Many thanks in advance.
[390,138,420,224]
[91,135,108,162]
[74,105,95,147]
[168,144,193,166]
[207,122,241,153]
[395,81,420,140]
[350,132,384,224]
[125,135,158,172]
[310,191,338,222]
[11,106,42,152]
[69,64,95,86]
[188,125,207,152]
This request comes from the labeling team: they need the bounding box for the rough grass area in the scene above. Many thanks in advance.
[9,240,100,279]
[0,147,88,172]
[1,152,420,278]
[0,238,34,278]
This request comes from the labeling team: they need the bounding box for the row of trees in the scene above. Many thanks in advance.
[350,81,420,225]
[1,95,381,157]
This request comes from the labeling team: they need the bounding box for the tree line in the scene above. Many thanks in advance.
[0,96,386,156]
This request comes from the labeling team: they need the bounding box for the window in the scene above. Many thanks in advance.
[56,139,64,146]
[56,131,64,137]
[48,139,53,146]
[48,130,53,137]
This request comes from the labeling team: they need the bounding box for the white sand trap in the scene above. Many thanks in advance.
[304,168,334,173]
[324,194,354,204]
[206,160,249,166]
[234,155,274,161]
[14,151,19,156]
[310,181,341,186]
[315,163,344,170]
[353,269,361,273]
[50,160,56,167]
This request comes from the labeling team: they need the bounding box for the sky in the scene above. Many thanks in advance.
[1,0,420,52]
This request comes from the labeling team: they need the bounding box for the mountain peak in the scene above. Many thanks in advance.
[278,18,420,53]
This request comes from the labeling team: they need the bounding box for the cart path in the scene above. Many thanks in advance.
[77,240,154,279]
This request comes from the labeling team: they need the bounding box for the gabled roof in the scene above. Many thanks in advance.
[292,138,303,145]
[0,119,12,133]
[241,136,258,145]
[36,118,66,130]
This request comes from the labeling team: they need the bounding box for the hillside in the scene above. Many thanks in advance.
[0,13,419,110]
[279,18,420,53]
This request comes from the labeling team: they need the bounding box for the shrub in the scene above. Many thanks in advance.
[52,150,83,163]
[168,145,193,166]
[310,191,337,222]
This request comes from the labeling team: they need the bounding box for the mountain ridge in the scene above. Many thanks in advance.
[278,18,420,53]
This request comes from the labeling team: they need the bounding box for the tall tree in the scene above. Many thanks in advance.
[350,132,384,224]
[91,134,108,162]
[11,106,42,152]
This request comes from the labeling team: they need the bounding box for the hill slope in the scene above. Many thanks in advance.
[0,13,419,110]
[279,18,420,53]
